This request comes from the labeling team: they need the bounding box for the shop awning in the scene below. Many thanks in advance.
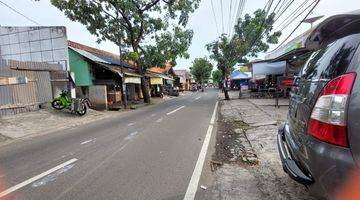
[252,61,286,76]
[124,71,142,77]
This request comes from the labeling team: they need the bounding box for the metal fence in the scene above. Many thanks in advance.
[0,59,67,116]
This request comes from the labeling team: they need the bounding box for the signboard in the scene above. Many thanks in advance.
[150,77,163,85]
[124,77,141,84]
[277,76,294,89]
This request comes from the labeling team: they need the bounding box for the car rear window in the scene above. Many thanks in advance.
[300,33,360,80]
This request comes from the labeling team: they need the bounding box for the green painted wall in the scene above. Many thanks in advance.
[68,48,94,86]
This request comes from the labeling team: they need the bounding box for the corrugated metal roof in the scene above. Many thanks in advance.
[70,47,110,64]
[95,62,122,77]
[70,47,134,68]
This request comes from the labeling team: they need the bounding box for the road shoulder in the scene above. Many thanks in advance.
[197,91,314,200]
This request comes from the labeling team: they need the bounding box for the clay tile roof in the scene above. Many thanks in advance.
[148,67,166,74]
[148,63,174,74]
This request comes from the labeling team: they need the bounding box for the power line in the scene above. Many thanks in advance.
[271,0,282,14]
[245,0,274,54]
[230,0,245,37]
[259,0,293,38]
[275,0,288,14]
[220,0,224,33]
[227,0,233,35]
[210,0,220,36]
[274,0,295,22]
[278,0,316,32]
[274,0,321,49]
[0,0,40,25]
[238,0,246,21]
[258,0,294,40]
[275,0,310,30]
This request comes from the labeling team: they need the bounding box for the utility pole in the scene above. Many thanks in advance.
[119,36,127,108]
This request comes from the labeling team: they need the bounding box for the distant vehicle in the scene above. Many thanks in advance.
[278,16,360,199]
[191,84,198,92]
[170,87,179,96]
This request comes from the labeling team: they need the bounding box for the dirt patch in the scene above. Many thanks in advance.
[213,107,258,166]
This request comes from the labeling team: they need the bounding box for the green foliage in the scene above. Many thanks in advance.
[206,34,240,77]
[51,0,200,70]
[142,26,193,68]
[190,57,213,84]
[212,70,222,83]
[206,9,281,77]
[234,9,281,57]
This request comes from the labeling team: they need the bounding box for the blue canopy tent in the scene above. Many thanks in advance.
[231,70,250,89]
[231,70,250,80]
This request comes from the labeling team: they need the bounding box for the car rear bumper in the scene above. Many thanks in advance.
[278,123,357,199]
[277,125,314,185]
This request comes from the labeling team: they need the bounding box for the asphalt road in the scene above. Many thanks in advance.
[0,89,218,200]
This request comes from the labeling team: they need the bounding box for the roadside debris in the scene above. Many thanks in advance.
[200,185,207,190]
[213,108,258,166]
[207,91,313,200]
[210,160,223,172]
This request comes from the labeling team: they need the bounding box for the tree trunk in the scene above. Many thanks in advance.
[141,76,151,103]
[224,87,230,100]
[132,44,151,104]
[221,68,230,100]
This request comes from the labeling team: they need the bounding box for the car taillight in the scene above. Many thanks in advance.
[308,73,356,147]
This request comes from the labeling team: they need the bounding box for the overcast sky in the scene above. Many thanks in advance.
[0,0,359,70]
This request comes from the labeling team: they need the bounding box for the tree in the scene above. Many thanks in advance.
[51,0,200,103]
[190,58,213,84]
[212,70,222,84]
[206,9,281,100]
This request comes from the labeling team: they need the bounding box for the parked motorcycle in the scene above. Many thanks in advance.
[51,90,91,116]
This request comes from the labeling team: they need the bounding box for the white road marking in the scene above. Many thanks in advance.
[151,114,156,117]
[0,158,78,198]
[54,141,132,200]
[195,96,201,100]
[127,122,136,126]
[183,101,218,200]
[80,138,95,145]
[32,164,75,188]
[166,105,185,115]
[156,118,163,123]
[124,131,139,141]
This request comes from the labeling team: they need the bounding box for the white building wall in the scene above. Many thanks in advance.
[0,26,69,70]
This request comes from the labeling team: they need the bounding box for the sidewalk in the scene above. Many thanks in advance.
[0,95,177,144]
[205,91,314,200]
